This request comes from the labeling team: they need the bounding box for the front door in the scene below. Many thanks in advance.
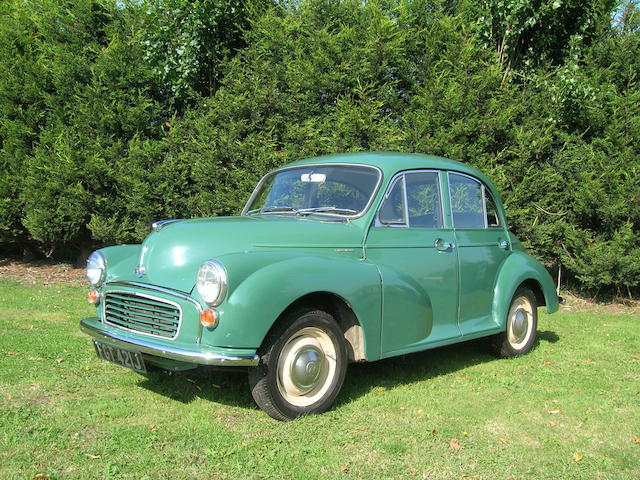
[365,170,460,357]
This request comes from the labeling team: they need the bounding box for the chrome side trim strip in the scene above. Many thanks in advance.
[80,319,259,367]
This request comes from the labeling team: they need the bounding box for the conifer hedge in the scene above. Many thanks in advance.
[1,0,638,293]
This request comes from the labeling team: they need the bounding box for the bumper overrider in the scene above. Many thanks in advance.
[81,318,259,366]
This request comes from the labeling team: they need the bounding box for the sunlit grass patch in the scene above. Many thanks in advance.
[0,279,638,479]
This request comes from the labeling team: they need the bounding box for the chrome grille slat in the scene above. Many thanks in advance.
[104,309,176,330]
[103,291,181,339]
[107,293,178,313]
[105,303,177,323]
[105,315,174,336]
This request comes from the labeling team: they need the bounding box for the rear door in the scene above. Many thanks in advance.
[448,172,511,335]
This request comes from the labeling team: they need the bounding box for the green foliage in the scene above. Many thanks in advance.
[0,0,166,252]
[0,0,638,292]
[141,0,266,108]
[472,0,617,82]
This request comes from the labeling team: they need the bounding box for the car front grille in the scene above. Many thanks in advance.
[103,291,181,339]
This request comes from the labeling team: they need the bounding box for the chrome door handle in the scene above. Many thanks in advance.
[435,239,455,251]
[498,240,510,249]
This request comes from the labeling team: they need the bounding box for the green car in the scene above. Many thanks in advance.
[81,152,560,420]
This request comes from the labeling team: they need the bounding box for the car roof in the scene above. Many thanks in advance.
[283,152,497,192]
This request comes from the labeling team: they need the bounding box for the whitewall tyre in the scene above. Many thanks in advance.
[248,309,347,421]
[491,286,538,358]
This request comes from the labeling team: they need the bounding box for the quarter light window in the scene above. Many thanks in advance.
[378,177,406,225]
[485,191,501,227]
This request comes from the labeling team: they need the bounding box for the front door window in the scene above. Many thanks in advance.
[377,171,443,229]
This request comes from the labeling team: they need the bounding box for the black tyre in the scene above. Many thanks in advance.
[248,309,347,421]
[490,286,538,358]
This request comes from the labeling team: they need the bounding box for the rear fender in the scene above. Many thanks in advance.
[492,252,559,329]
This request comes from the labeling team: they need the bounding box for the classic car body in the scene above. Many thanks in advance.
[81,152,560,420]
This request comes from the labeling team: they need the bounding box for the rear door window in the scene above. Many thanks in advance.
[449,173,501,228]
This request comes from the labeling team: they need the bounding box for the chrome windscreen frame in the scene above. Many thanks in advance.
[241,163,383,220]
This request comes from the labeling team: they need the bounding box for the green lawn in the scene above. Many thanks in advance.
[1,278,638,479]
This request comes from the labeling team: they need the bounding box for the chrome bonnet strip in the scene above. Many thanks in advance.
[81,319,259,367]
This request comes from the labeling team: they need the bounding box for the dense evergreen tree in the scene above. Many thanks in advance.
[0,0,638,293]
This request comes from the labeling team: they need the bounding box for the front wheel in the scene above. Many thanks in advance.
[491,286,538,358]
[248,309,347,421]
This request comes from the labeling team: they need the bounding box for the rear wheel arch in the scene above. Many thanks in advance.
[519,278,546,308]
[490,284,538,358]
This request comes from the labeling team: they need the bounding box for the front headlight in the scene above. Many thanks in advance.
[86,251,106,286]
[196,260,228,306]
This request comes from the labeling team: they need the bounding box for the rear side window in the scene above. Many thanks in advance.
[449,173,501,229]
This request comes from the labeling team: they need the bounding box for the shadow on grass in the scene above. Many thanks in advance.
[336,338,496,408]
[137,366,256,409]
[135,331,560,411]
[537,330,560,344]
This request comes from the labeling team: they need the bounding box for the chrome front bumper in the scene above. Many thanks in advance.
[80,318,259,367]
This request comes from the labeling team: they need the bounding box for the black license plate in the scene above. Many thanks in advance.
[93,340,147,373]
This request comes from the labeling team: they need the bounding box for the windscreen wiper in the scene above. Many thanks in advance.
[246,206,298,215]
[297,207,358,216]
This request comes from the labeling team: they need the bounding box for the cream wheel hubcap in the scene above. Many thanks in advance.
[508,295,534,349]
[277,327,337,407]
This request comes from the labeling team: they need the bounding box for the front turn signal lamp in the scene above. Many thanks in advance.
[200,309,219,328]
[87,289,100,304]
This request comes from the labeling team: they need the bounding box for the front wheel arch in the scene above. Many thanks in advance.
[262,292,366,363]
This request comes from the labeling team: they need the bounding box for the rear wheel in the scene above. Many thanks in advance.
[248,309,347,421]
[491,286,537,358]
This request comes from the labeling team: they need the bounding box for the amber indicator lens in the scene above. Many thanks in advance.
[87,289,100,304]
[200,309,218,328]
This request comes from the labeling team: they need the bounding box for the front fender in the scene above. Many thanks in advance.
[201,252,382,360]
[492,251,559,329]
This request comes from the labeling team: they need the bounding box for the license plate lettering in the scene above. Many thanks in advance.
[93,340,146,373]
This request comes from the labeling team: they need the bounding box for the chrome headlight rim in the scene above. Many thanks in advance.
[196,260,228,307]
[86,251,106,286]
